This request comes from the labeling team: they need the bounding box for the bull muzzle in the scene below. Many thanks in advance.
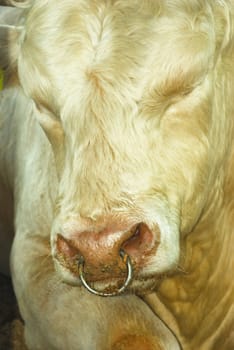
[55,222,159,294]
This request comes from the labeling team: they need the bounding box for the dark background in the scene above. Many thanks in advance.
[0,274,26,350]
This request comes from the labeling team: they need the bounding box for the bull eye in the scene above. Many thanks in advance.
[35,103,58,123]
[34,103,64,143]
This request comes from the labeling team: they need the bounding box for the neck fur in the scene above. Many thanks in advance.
[144,153,234,349]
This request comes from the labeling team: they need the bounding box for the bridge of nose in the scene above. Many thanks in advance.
[75,229,133,260]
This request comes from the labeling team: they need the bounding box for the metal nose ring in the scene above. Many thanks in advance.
[78,249,133,297]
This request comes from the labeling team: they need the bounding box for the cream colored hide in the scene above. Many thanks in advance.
[0,1,234,349]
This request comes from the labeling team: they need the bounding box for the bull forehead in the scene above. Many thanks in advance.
[56,1,212,100]
[20,0,214,114]
[31,0,214,141]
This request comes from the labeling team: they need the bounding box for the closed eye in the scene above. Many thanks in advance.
[34,102,64,142]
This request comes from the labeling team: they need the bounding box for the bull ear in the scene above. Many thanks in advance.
[0,6,24,85]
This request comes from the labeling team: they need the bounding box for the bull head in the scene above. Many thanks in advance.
[0,1,233,298]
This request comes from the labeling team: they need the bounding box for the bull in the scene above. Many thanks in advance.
[0,1,233,349]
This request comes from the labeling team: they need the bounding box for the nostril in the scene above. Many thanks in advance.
[131,224,141,238]
[56,234,80,263]
[121,223,156,256]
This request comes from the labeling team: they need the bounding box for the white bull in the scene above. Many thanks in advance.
[0,1,233,349]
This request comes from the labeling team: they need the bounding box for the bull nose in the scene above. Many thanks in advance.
[56,222,158,281]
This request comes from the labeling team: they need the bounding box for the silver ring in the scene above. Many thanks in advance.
[78,250,133,297]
